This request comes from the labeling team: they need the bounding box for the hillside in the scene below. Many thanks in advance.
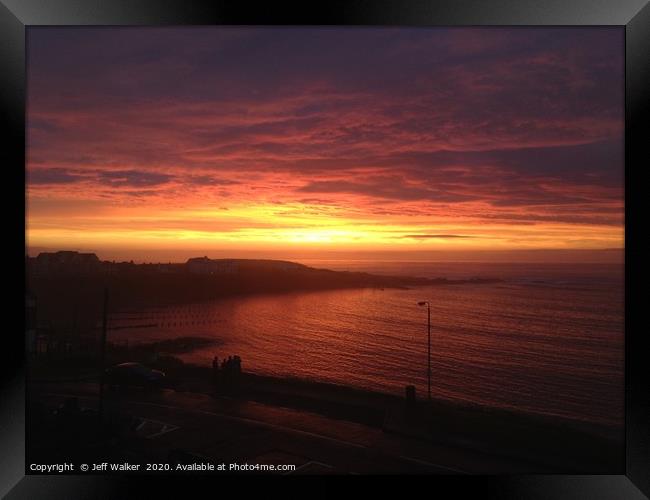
[27,256,501,327]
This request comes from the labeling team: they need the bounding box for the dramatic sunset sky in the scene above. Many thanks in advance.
[26,27,624,263]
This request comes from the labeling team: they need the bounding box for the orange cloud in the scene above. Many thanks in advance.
[26,27,624,261]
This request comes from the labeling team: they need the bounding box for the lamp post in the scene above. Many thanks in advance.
[98,287,108,421]
[417,301,431,400]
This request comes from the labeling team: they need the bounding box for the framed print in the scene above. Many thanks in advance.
[1,0,649,497]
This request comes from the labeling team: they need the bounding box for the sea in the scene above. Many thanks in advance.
[109,261,624,429]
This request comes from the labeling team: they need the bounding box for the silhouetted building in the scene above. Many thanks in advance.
[32,251,101,275]
[155,263,176,273]
[186,257,238,275]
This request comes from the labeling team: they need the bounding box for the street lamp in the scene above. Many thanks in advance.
[417,301,431,400]
[99,287,109,421]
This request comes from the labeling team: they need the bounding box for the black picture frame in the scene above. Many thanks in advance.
[2,0,648,497]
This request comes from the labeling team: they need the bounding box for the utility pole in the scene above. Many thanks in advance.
[417,301,432,400]
[98,287,108,420]
[427,302,431,400]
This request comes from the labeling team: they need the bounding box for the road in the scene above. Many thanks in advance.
[29,381,549,474]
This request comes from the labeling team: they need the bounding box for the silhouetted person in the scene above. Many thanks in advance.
[211,355,220,388]
[405,385,416,413]
[220,358,229,387]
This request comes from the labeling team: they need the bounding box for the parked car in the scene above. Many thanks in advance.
[105,362,166,389]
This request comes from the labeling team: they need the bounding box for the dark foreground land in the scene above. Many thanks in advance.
[28,354,623,475]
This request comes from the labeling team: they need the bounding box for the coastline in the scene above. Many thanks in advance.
[26,259,503,319]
